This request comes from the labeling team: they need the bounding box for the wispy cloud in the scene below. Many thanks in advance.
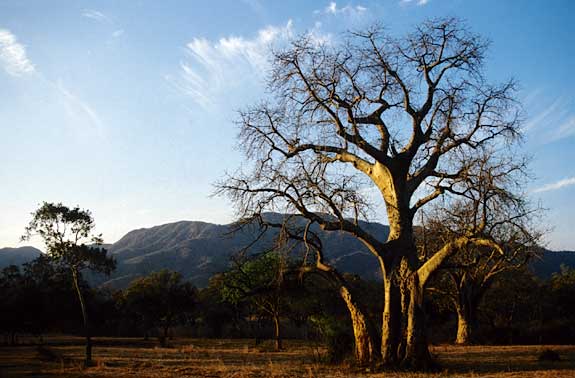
[82,9,113,24]
[0,28,104,137]
[401,0,429,6]
[522,97,565,132]
[523,96,575,143]
[550,116,575,141]
[53,81,105,138]
[316,2,367,16]
[167,20,296,109]
[82,9,124,40]
[0,29,35,76]
[533,177,575,193]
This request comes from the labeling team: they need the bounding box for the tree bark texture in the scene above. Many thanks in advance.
[273,314,282,351]
[339,285,378,366]
[455,284,480,345]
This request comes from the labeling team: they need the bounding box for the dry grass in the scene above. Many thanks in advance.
[0,337,574,378]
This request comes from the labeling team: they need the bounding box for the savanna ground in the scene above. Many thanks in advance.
[1,336,574,378]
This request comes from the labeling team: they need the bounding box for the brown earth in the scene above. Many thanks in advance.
[0,337,574,377]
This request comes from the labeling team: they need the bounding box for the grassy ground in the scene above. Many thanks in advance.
[0,337,574,378]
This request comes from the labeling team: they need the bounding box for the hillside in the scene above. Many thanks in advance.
[99,214,389,288]
[530,250,575,279]
[0,246,42,269]
[2,217,574,288]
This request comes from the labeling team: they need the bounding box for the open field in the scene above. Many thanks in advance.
[0,337,574,378]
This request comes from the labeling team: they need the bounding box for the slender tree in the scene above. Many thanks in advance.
[218,18,525,368]
[22,202,115,366]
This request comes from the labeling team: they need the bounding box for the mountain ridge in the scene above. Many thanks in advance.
[1,215,574,287]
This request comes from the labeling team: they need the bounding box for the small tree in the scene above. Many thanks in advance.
[420,153,542,344]
[260,216,380,364]
[123,270,196,346]
[221,250,291,351]
[22,202,115,366]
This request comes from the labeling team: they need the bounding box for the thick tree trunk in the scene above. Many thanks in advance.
[273,314,282,351]
[456,310,472,345]
[381,193,422,368]
[339,285,378,366]
[455,285,479,345]
[381,276,400,366]
[402,273,434,370]
[72,269,92,367]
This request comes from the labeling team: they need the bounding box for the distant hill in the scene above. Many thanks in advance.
[99,215,575,288]
[530,250,575,279]
[2,216,573,288]
[0,246,42,269]
[96,213,388,288]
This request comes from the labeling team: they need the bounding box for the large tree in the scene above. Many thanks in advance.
[219,18,526,368]
[22,202,115,366]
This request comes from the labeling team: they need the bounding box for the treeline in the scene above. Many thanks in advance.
[2,254,574,357]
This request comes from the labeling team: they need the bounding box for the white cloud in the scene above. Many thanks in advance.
[0,29,35,76]
[167,20,295,109]
[401,0,429,6]
[168,20,338,110]
[82,9,113,24]
[112,29,124,38]
[317,2,368,16]
[533,177,575,193]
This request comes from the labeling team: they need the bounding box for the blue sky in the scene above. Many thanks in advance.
[1,0,574,250]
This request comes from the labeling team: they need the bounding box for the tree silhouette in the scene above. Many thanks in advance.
[22,202,115,366]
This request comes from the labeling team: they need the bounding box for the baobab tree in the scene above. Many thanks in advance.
[219,18,524,368]
[22,202,115,366]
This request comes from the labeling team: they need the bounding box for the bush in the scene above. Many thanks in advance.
[309,315,353,364]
